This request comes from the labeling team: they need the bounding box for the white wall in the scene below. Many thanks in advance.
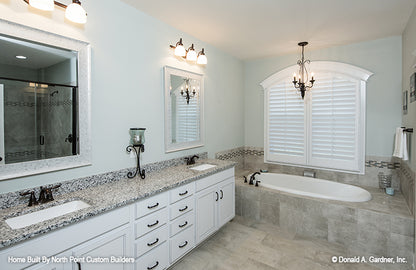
[0,0,244,193]
[244,36,402,158]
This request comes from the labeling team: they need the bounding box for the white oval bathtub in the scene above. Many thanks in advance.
[251,173,371,202]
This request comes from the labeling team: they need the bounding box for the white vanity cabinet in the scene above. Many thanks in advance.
[195,168,235,244]
[1,166,235,270]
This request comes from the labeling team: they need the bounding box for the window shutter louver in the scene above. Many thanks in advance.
[309,74,359,171]
[176,93,200,143]
[267,82,306,164]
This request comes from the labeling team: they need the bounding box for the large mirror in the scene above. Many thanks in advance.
[0,19,91,180]
[164,66,204,153]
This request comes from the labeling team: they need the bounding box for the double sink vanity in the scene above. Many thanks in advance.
[0,159,236,270]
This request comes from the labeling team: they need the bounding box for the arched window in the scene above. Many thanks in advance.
[260,61,373,173]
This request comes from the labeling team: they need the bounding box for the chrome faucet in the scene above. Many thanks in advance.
[249,172,261,185]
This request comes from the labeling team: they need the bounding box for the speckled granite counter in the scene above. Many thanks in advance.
[0,159,236,249]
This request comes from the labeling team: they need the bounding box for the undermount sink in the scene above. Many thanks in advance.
[190,164,217,171]
[5,200,90,230]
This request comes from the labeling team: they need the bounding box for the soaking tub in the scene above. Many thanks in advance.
[251,172,372,202]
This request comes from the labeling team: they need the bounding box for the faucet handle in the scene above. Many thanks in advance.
[20,190,38,206]
[255,180,261,187]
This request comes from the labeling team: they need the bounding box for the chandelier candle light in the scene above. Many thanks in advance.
[292,42,315,99]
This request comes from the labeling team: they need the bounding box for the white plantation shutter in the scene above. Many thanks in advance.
[267,81,306,164]
[309,74,359,171]
[262,62,370,174]
[176,93,200,143]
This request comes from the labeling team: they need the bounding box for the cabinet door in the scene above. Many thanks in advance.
[218,178,235,227]
[195,186,218,244]
[71,226,132,270]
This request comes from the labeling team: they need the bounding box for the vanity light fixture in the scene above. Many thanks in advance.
[292,42,315,99]
[126,128,146,179]
[170,38,207,65]
[23,0,87,24]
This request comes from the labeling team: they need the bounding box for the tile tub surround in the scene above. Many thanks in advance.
[217,147,401,190]
[0,152,208,210]
[235,170,414,270]
[396,159,415,215]
[0,158,234,249]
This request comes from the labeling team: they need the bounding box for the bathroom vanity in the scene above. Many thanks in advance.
[0,160,235,270]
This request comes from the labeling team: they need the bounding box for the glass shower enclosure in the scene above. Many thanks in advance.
[0,78,78,164]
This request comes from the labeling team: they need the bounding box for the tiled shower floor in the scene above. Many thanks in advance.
[169,216,390,270]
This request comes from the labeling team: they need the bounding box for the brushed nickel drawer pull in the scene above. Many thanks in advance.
[147,238,159,247]
[147,202,159,209]
[179,221,188,228]
[179,241,188,248]
[179,206,188,212]
[147,220,159,228]
[147,261,159,270]
[179,190,188,196]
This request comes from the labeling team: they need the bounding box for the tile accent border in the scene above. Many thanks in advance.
[0,152,208,210]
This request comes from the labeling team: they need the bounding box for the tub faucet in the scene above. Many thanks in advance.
[249,172,261,185]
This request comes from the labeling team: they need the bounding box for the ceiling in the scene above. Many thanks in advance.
[0,35,76,70]
[122,0,416,60]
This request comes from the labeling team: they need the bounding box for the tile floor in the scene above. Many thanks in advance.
[170,215,401,270]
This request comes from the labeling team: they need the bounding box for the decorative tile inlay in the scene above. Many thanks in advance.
[365,160,400,169]
[0,152,208,210]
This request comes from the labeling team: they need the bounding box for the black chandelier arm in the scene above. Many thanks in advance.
[126,144,145,179]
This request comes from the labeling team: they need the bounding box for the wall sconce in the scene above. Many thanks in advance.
[126,128,146,179]
[170,38,207,65]
[23,0,87,24]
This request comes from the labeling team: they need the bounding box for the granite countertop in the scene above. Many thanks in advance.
[0,159,236,249]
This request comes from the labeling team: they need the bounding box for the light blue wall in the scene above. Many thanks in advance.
[402,7,416,172]
[0,0,244,193]
[244,36,402,157]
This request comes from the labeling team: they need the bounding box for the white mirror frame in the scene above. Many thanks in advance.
[0,19,91,180]
[164,66,204,153]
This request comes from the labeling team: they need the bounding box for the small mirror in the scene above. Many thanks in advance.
[0,19,91,180]
[164,66,204,153]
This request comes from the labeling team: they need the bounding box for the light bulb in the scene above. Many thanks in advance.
[186,44,197,62]
[29,0,54,11]
[174,45,186,57]
[187,50,197,61]
[197,54,207,65]
[65,2,87,24]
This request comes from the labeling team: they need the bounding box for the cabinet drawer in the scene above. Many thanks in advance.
[170,196,193,221]
[170,182,195,204]
[135,208,168,239]
[135,224,168,258]
[135,242,168,270]
[169,225,195,263]
[170,210,194,237]
[195,168,234,192]
[136,192,168,219]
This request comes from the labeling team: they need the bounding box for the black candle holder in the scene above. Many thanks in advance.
[126,144,145,179]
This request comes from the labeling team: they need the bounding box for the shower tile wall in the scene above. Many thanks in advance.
[397,158,415,215]
[3,80,37,163]
[216,147,401,190]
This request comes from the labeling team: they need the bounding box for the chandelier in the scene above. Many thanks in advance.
[292,42,315,99]
[181,78,196,104]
